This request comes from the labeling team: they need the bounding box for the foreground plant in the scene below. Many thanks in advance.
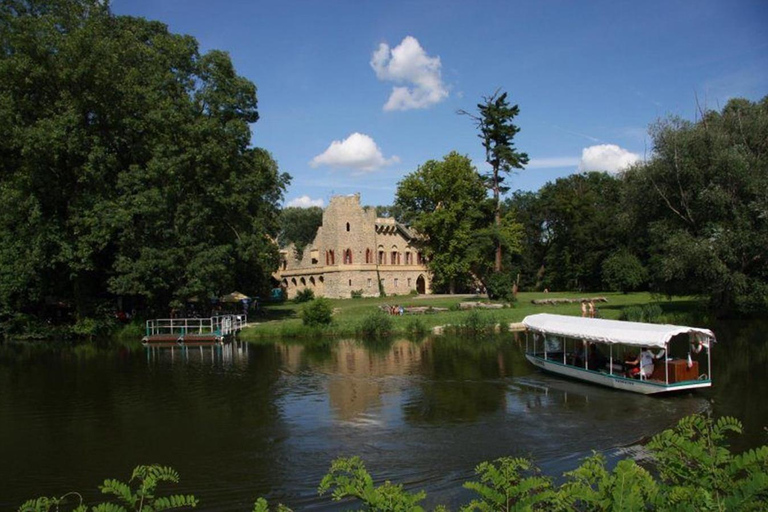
[318,456,429,511]
[19,464,198,512]
[460,456,555,511]
[648,414,768,511]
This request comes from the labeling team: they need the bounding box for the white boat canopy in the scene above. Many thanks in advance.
[522,313,715,349]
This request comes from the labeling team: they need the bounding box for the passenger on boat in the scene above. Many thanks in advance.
[625,346,655,379]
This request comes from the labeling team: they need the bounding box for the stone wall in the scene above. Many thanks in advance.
[276,194,431,299]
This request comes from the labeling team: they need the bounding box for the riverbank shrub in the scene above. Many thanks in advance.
[358,310,393,338]
[620,303,663,323]
[301,299,332,327]
[455,310,497,335]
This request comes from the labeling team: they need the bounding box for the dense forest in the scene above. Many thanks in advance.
[0,0,289,335]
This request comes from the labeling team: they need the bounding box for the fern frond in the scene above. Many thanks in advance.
[151,494,199,510]
[99,479,136,507]
[91,503,129,512]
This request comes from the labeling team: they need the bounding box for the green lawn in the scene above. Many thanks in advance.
[241,291,704,341]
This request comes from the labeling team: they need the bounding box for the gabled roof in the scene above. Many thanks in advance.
[522,313,715,349]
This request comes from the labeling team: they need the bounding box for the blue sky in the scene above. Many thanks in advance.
[112,0,768,208]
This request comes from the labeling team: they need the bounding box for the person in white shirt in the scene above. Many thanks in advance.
[625,346,657,378]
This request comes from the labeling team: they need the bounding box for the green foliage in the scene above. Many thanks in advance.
[457,310,497,335]
[19,465,197,512]
[0,0,288,326]
[318,456,427,512]
[351,289,364,299]
[461,457,555,511]
[557,453,658,511]
[359,310,393,338]
[395,151,495,293]
[405,317,428,338]
[252,497,293,512]
[602,249,648,293]
[301,298,332,327]
[294,288,315,303]
[460,90,529,272]
[648,414,768,511]
[623,97,768,316]
[278,207,323,256]
[484,271,517,303]
[619,303,663,323]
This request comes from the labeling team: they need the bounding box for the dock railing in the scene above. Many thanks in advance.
[145,314,247,337]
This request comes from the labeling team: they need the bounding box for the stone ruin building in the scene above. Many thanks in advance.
[275,194,431,299]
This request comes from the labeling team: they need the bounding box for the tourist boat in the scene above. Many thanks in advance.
[522,313,714,395]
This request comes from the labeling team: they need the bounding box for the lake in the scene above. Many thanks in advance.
[1,320,766,510]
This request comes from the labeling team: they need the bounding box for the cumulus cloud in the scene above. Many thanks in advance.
[370,36,448,111]
[286,195,324,208]
[578,144,641,173]
[310,132,399,172]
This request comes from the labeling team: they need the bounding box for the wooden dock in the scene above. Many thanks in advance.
[142,314,247,346]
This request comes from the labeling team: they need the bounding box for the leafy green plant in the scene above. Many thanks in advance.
[351,289,364,299]
[602,249,648,293]
[318,456,427,511]
[301,298,333,327]
[18,464,198,512]
[457,310,496,334]
[359,310,393,339]
[405,317,428,338]
[647,414,768,511]
[556,452,658,511]
[294,288,315,303]
[484,272,517,303]
[460,456,555,511]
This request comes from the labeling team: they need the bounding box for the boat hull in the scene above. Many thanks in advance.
[525,354,711,395]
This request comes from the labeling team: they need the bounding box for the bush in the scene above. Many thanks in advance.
[484,271,517,303]
[620,303,663,323]
[358,310,392,338]
[301,298,332,327]
[602,249,648,293]
[350,289,364,299]
[458,310,496,334]
[405,317,428,338]
[294,288,315,303]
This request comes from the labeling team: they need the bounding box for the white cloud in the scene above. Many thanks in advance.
[370,36,448,111]
[527,157,580,169]
[310,132,399,172]
[286,195,325,208]
[578,144,641,173]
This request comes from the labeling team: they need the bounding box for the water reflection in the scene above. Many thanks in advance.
[0,323,765,510]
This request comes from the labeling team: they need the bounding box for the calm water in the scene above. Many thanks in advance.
[1,320,766,510]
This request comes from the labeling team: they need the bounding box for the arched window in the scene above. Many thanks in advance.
[346,222,350,232]
[343,248,353,264]
[405,252,412,265]
[365,248,373,263]
[326,250,335,265]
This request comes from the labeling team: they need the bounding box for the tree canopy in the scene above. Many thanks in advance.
[278,206,323,256]
[395,151,508,294]
[0,0,289,326]
[460,90,529,271]
[623,97,768,315]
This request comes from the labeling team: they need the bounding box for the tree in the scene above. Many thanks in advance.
[506,172,624,292]
[622,97,768,316]
[278,206,323,256]
[0,0,289,325]
[395,152,493,293]
[460,91,529,272]
[602,249,648,293]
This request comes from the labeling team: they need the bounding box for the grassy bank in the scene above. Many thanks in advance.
[240,291,706,341]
